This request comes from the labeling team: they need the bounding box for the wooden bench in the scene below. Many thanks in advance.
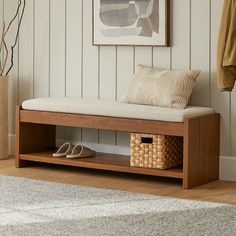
[15,98,220,189]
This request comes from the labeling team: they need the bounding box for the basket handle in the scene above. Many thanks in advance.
[141,137,153,144]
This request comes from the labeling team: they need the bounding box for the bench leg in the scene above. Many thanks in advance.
[15,158,31,168]
[183,114,220,189]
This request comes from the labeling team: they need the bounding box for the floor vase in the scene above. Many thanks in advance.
[0,76,8,159]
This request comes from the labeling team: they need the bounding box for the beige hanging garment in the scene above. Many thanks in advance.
[217,0,236,92]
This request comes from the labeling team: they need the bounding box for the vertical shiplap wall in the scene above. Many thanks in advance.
[0,0,3,66]
[34,0,49,98]
[210,0,231,156]
[1,0,233,156]
[3,0,19,136]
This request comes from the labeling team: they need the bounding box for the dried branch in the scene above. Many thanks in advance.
[6,0,26,76]
[0,23,4,73]
[0,0,22,75]
[0,27,3,58]
[1,26,8,76]
[0,21,5,56]
[0,23,8,76]
[0,0,26,76]
[5,0,22,37]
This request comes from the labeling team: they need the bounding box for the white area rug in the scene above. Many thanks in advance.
[0,175,236,236]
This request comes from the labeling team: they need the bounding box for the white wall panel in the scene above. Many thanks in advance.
[153,47,171,69]
[0,0,3,62]
[171,0,190,69]
[135,46,152,68]
[64,0,83,142]
[50,0,66,141]
[229,5,236,155]
[231,0,236,157]
[4,0,19,134]
[0,0,3,71]
[211,0,231,156]
[82,0,98,99]
[152,1,173,69]
[19,0,33,104]
[99,46,116,144]
[116,46,134,146]
[153,0,171,69]
[50,0,66,96]
[34,0,49,98]
[99,46,116,100]
[0,0,2,23]
[191,0,210,107]
[116,47,134,100]
[82,0,98,143]
[66,0,82,97]
[231,91,236,156]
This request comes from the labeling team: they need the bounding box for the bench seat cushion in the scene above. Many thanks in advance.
[22,97,215,123]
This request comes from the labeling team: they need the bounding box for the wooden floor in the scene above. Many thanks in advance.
[1,157,236,205]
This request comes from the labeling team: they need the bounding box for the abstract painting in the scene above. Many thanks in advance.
[93,0,169,46]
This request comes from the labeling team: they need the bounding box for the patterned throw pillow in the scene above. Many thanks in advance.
[122,65,200,109]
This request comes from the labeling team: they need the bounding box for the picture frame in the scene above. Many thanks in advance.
[93,0,170,47]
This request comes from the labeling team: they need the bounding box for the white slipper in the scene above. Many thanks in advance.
[53,142,74,157]
[66,144,95,159]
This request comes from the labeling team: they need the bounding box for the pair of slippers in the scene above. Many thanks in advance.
[53,142,95,159]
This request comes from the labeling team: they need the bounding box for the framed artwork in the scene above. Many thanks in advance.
[93,0,170,46]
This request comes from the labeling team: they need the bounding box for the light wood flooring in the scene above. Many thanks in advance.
[1,157,236,205]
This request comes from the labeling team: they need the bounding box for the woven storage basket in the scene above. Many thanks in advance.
[130,133,183,169]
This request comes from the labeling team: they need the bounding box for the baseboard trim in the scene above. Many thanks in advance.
[220,156,236,181]
[9,134,236,181]
[9,134,15,156]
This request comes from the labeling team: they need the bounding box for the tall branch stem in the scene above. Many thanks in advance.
[0,0,26,76]
[6,0,26,76]
[0,24,8,76]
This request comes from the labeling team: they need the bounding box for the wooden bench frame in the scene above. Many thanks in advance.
[15,106,220,189]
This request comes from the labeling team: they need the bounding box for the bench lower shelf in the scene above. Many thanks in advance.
[19,151,183,179]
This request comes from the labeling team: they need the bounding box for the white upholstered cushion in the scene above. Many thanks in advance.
[122,65,200,109]
[22,97,215,123]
